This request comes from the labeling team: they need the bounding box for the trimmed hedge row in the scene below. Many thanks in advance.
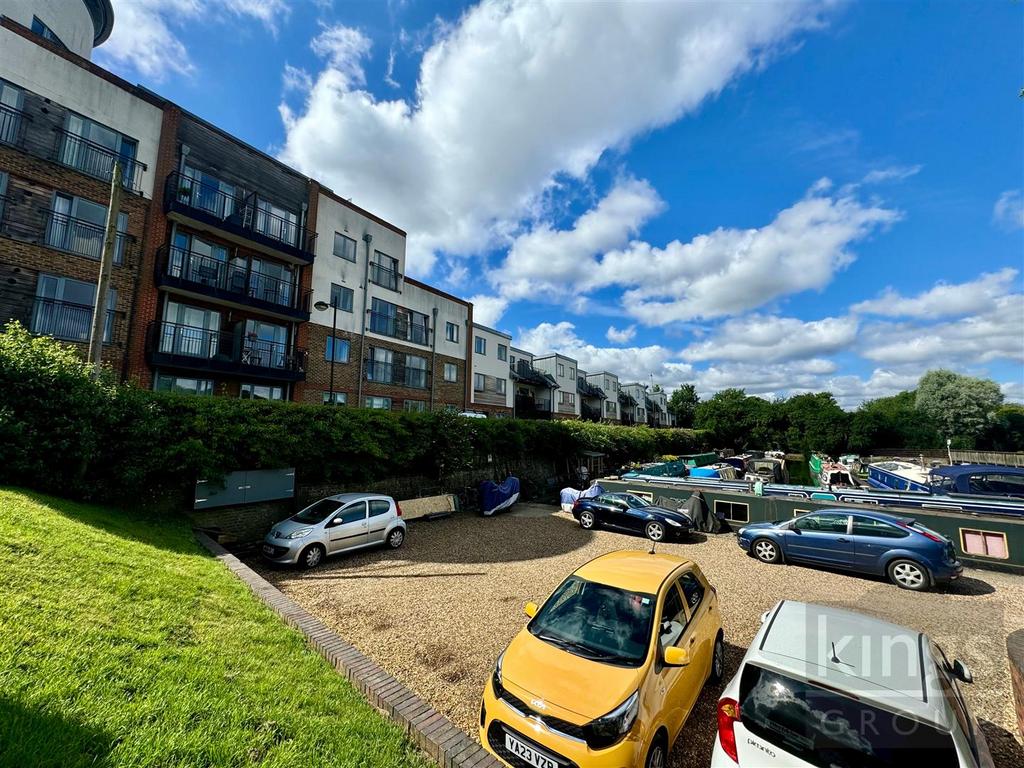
[0,324,705,505]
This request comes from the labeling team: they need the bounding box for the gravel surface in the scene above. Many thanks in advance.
[249,505,1024,768]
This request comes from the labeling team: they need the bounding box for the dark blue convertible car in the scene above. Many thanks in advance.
[736,508,962,591]
[571,492,694,541]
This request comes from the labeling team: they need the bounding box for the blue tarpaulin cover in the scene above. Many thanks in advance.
[559,483,604,506]
[480,476,521,516]
[689,467,720,478]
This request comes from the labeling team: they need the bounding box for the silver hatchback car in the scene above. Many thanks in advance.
[262,493,407,568]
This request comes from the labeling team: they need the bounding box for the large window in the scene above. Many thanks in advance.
[59,113,138,187]
[31,16,67,48]
[249,258,295,308]
[406,355,428,388]
[325,336,349,363]
[714,500,749,523]
[170,230,230,288]
[155,374,214,396]
[330,283,354,312]
[47,193,129,263]
[369,251,398,290]
[367,347,393,383]
[369,298,427,344]
[32,274,116,343]
[0,81,24,146]
[333,232,357,262]
[446,322,459,343]
[241,383,284,401]
[159,301,220,358]
[444,363,458,382]
[181,166,235,219]
[243,319,289,369]
[560,391,575,406]
[364,396,392,410]
[474,336,486,355]
[322,391,347,406]
[255,199,298,246]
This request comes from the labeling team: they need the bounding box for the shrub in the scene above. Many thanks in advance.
[0,324,705,506]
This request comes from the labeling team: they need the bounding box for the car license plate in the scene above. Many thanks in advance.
[504,733,557,768]
[262,544,275,555]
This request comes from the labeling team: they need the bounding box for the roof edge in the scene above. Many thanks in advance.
[84,0,115,46]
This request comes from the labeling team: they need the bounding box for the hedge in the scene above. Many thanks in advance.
[0,323,705,506]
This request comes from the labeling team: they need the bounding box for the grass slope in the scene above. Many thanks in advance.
[0,488,431,768]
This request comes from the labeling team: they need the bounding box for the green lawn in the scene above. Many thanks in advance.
[0,487,431,768]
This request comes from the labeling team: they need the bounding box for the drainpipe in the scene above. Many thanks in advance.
[356,233,372,406]
[429,307,438,410]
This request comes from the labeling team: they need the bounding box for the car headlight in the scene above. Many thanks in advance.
[738,527,747,537]
[583,691,639,750]
[287,527,314,539]
[491,651,505,698]
[665,518,682,527]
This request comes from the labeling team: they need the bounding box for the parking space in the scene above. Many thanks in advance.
[249,505,1024,768]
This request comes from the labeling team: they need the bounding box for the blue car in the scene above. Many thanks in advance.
[736,509,962,591]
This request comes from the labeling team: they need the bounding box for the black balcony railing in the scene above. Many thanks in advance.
[581,402,602,422]
[165,172,317,260]
[53,130,146,192]
[43,210,132,264]
[367,311,429,345]
[515,395,552,419]
[510,359,557,388]
[369,262,399,291]
[147,321,306,381]
[157,245,311,318]
[365,360,429,389]
[31,297,114,343]
[0,103,29,148]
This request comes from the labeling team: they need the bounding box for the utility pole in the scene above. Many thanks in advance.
[88,161,122,379]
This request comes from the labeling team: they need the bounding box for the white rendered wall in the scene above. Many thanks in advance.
[1,0,95,58]
[534,353,580,416]
[471,324,512,408]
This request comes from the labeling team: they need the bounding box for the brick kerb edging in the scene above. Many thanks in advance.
[193,531,503,768]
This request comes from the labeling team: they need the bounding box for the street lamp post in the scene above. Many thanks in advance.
[314,298,338,404]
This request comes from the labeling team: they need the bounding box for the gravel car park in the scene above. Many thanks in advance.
[250,505,1024,768]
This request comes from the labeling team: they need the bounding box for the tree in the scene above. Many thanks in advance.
[784,392,849,456]
[982,404,1024,451]
[667,384,699,427]
[848,391,942,453]
[694,388,749,449]
[915,370,1004,446]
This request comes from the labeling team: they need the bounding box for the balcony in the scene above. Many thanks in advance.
[510,359,558,389]
[53,130,147,193]
[165,172,316,263]
[43,210,133,264]
[369,262,399,291]
[31,297,116,344]
[367,311,429,346]
[155,244,311,320]
[577,377,606,400]
[146,321,306,382]
[515,395,552,419]
[0,103,29,148]
[365,360,429,389]
[581,402,602,422]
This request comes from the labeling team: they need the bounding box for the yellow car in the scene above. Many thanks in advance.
[480,551,725,768]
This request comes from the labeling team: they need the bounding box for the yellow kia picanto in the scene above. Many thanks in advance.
[480,551,724,768]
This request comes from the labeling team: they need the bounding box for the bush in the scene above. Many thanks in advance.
[0,324,705,506]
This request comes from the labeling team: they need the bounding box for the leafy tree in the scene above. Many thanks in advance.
[915,370,1004,446]
[783,392,849,456]
[982,404,1024,451]
[667,384,699,427]
[848,391,942,453]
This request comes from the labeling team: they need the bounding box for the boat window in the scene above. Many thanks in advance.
[968,473,1024,496]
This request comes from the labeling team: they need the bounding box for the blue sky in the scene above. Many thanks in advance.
[99,0,1023,407]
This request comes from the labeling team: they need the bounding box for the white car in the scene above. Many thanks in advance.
[711,600,994,768]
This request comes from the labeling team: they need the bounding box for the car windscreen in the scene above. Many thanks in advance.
[739,664,958,768]
[292,499,343,524]
[528,576,654,667]
[620,494,650,509]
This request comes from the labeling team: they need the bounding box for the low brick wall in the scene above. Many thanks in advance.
[1010,629,1024,740]
[187,499,294,544]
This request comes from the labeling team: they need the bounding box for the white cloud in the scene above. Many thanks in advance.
[1001,379,1024,404]
[862,164,922,184]
[310,24,373,87]
[993,190,1024,230]
[606,324,637,344]
[101,0,290,79]
[682,315,858,363]
[852,268,1020,318]
[282,63,313,93]
[469,295,510,327]
[279,0,834,274]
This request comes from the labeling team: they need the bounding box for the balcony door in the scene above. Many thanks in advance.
[255,199,298,246]
[243,319,288,369]
[161,301,220,358]
[47,194,128,263]
[60,114,137,182]
[250,258,294,308]
[171,231,228,288]
[182,165,235,220]
[33,274,115,343]
[0,81,23,145]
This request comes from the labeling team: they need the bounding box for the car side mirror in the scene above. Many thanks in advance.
[327,517,343,528]
[664,646,690,667]
[952,659,974,684]
[524,602,538,619]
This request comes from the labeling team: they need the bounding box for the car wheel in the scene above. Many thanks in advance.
[709,633,726,684]
[300,544,325,569]
[888,559,929,591]
[387,528,405,549]
[645,733,667,768]
[579,511,596,530]
[752,537,781,564]
[645,521,665,542]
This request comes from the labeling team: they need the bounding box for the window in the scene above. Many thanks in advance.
[404,400,426,412]
[369,251,399,290]
[160,300,220,357]
[364,396,392,410]
[560,391,575,406]
[330,283,354,312]
[443,363,458,382]
[474,373,485,391]
[255,199,298,246]
[181,166,235,219]
[793,512,848,533]
[242,319,288,369]
[250,258,295,307]
[240,383,284,401]
[335,501,367,525]
[446,322,459,342]
[170,230,229,287]
[32,274,116,343]
[154,374,214,396]
[714,500,749,523]
[325,336,349,363]
[659,584,688,649]
[568,367,575,379]
[333,232,357,262]
[495,378,507,395]
[0,82,23,146]
[322,391,347,406]
[959,529,1008,559]
[474,336,486,355]
[0,171,7,221]
[60,113,138,188]
[47,194,129,263]
[369,500,391,517]
[968,473,1024,495]
[557,363,565,377]
[497,344,508,361]
[677,571,705,611]
[851,516,908,539]
[605,401,615,415]
[367,347,393,382]
[32,16,67,48]
[405,355,428,388]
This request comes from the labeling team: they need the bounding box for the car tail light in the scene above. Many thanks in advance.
[900,522,942,542]
[395,502,403,517]
[717,697,740,763]
[572,499,581,510]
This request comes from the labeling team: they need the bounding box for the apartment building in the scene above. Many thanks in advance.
[306,187,470,412]
[533,353,579,419]
[0,5,162,377]
[621,383,648,425]
[509,346,558,419]
[587,371,620,422]
[470,323,512,416]
[648,389,671,427]
[576,368,605,422]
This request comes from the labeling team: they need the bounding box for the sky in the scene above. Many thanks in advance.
[97,0,1024,408]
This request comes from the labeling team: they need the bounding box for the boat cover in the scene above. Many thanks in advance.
[559,483,604,507]
[682,491,721,533]
[480,476,521,516]
[689,466,720,478]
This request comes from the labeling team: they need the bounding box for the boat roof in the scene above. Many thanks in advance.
[575,550,691,594]
[931,464,1024,479]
